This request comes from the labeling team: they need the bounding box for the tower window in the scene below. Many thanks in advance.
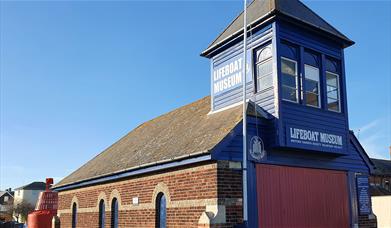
[304,64,320,107]
[156,193,166,228]
[255,44,273,92]
[281,57,298,102]
[326,72,340,112]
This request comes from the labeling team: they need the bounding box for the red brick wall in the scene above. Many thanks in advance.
[57,161,243,228]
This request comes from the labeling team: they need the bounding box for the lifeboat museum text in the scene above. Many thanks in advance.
[54,0,377,228]
[213,57,243,94]
[289,127,343,149]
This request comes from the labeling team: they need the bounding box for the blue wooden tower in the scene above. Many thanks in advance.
[201,0,375,227]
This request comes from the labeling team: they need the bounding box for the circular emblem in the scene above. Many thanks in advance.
[249,136,266,160]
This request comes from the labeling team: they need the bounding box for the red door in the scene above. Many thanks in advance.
[256,164,350,228]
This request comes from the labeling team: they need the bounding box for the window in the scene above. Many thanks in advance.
[326,72,340,112]
[281,57,298,102]
[72,203,77,228]
[255,44,273,92]
[111,198,118,228]
[4,196,8,202]
[156,193,166,228]
[99,200,105,228]
[304,64,320,107]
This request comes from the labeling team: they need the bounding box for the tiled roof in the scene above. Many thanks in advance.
[55,96,245,188]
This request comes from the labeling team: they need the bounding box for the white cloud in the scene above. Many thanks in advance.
[356,119,381,135]
[354,118,390,160]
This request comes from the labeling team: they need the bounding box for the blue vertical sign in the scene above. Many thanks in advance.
[356,175,371,215]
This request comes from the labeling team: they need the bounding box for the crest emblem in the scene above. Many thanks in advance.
[249,136,266,160]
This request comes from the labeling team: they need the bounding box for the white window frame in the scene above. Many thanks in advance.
[281,57,298,103]
[326,71,341,113]
[304,64,321,108]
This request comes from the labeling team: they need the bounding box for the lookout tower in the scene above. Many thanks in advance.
[202,0,375,227]
[202,0,354,154]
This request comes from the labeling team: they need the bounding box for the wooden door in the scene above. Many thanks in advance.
[256,164,350,228]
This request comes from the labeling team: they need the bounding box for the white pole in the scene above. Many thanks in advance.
[242,0,248,226]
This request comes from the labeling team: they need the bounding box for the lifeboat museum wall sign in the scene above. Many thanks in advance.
[212,52,252,96]
[285,124,347,154]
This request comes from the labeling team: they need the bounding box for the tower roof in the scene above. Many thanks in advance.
[201,0,354,57]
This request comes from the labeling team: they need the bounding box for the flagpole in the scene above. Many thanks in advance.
[242,0,248,226]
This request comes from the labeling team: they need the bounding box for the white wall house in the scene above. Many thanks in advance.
[13,182,46,222]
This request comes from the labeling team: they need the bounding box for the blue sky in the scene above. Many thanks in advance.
[1,0,390,190]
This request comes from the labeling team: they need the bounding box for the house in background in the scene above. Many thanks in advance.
[370,150,391,194]
[370,154,391,228]
[13,182,46,222]
[0,189,14,222]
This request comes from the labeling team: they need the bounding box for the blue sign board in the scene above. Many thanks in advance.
[285,124,346,154]
[357,175,371,215]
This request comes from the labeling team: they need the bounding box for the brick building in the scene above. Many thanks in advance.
[55,98,245,227]
[369,157,391,228]
[54,0,377,227]
[370,157,391,194]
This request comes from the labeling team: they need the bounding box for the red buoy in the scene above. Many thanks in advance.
[27,178,58,228]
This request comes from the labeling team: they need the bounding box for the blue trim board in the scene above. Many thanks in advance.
[53,154,212,191]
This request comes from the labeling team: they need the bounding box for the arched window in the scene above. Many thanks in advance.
[255,44,273,92]
[72,202,77,228]
[280,41,298,103]
[99,200,105,228]
[155,193,166,228]
[303,51,321,108]
[111,198,118,228]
